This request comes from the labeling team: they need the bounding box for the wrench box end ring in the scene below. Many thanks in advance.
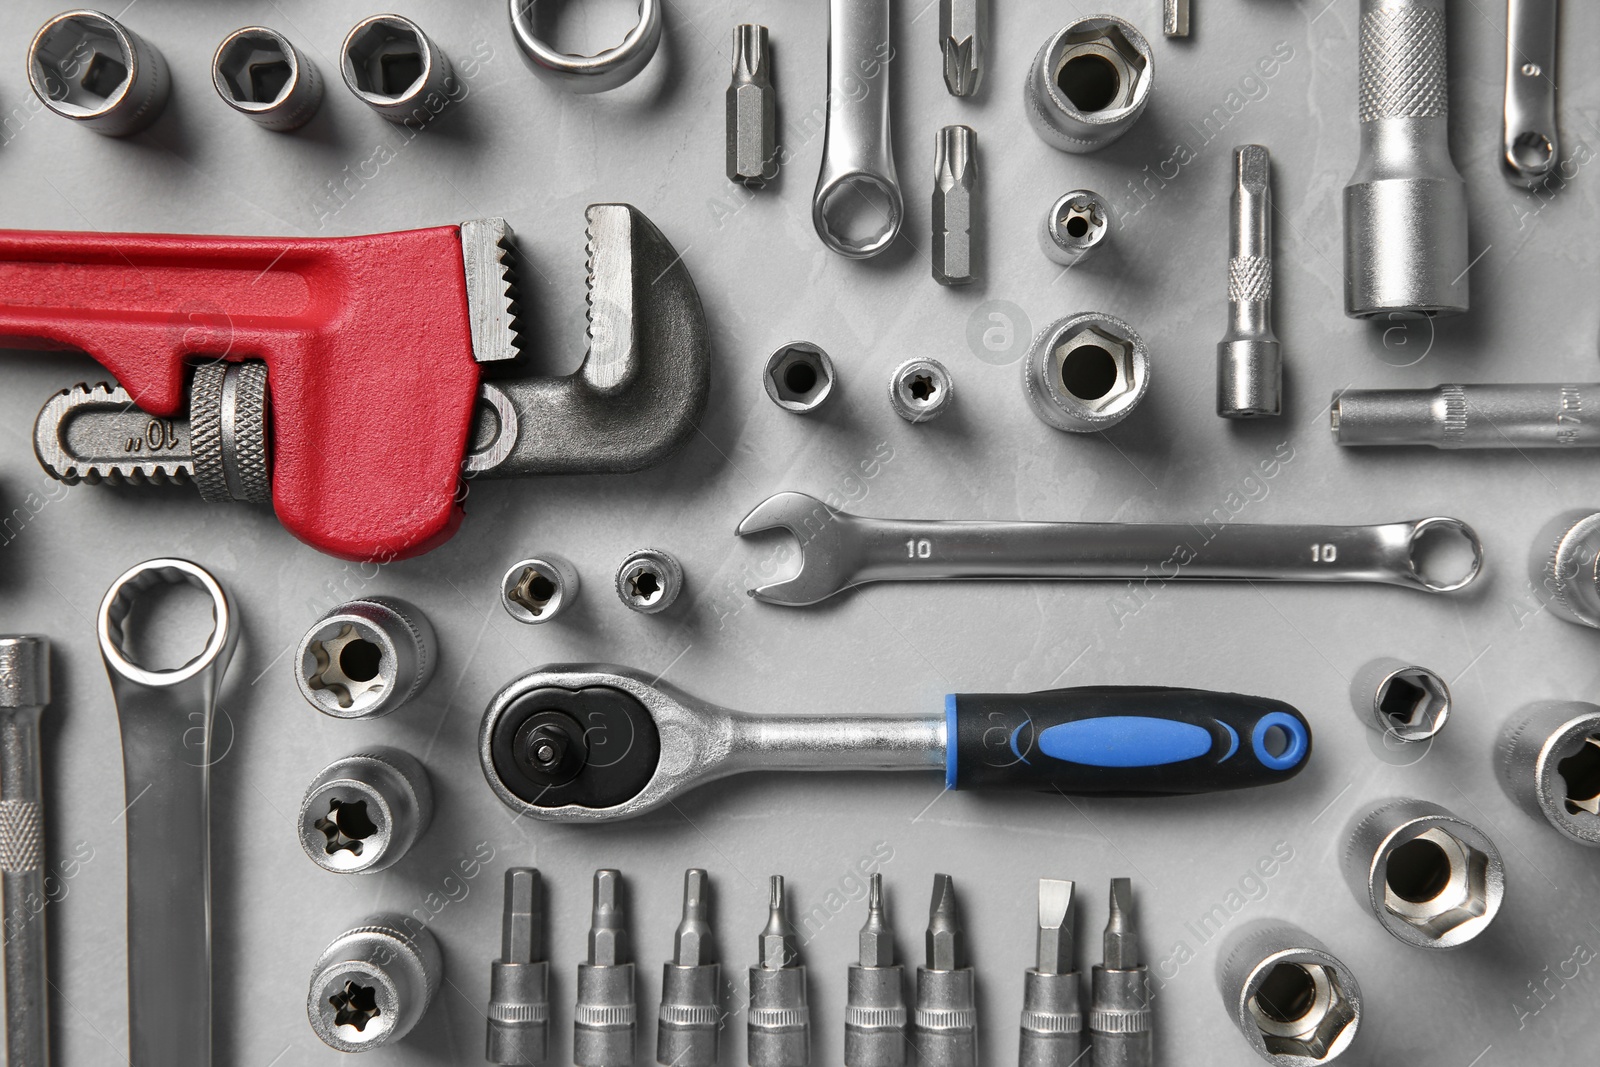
[814,173,904,259]
[98,558,234,686]
[1405,517,1483,593]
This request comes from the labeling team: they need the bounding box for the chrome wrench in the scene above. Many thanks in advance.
[813,0,903,258]
[735,492,1483,606]
[1504,0,1559,188]
[99,560,238,1067]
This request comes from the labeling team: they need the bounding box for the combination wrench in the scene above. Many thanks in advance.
[734,493,1483,606]
[813,0,903,258]
[478,665,1311,823]
[1504,0,1559,188]
[99,559,238,1067]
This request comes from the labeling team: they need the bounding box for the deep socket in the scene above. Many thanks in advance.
[1498,701,1600,847]
[1217,920,1362,1065]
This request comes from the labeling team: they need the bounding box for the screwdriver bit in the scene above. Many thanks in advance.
[939,0,983,97]
[658,869,722,1067]
[576,870,637,1067]
[1164,0,1192,38]
[913,874,977,1067]
[1089,879,1152,1067]
[845,874,906,1067]
[1019,879,1082,1067]
[748,875,809,1067]
[1217,145,1281,419]
[488,868,551,1065]
[932,125,977,286]
[727,25,778,187]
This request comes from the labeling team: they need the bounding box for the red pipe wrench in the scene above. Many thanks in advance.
[0,205,710,560]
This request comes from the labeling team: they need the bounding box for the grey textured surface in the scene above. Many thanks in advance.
[0,0,1596,1063]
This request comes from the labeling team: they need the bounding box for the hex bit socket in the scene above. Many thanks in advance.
[727,25,777,187]
[1217,145,1281,419]
[1498,701,1600,846]
[1019,879,1082,1067]
[489,868,551,1065]
[1217,920,1362,1064]
[845,874,906,1067]
[913,874,977,1067]
[1344,0,1468,318]
[1089,879,1151,1067]
[658,869,721,1067]
[576,870,637,1066]
[748,876,809,1067]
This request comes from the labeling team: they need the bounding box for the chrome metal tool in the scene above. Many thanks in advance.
[0,636,51,1067]
[1019,879,1081,1067]
[940,0,983,96]
[509,0,662,93]
[657,869,721,1067]
[845,874,905,1067]
[1218,146,1281,419]
[1504,0,1559,187]
[814,0,902,257]
[488,868,551,1065]
[1217,920,1362,1064]
[728,25,777,187]
[1333,383,1600,447]
[576,870,637,1067]
[749,875,808,1067]
[913,875,976,1067]
[1089,879,1151,1067]
[735,492,1483,605]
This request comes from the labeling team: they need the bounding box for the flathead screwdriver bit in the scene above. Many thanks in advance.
[913,874,977,1067]
[1217,145,1281,419]
[727,25,778,187]
[576,870,637,1067]
[1019,879,1082,1067]
[658,869,722,1067]
[1089,879,1152,1067]
[749,875,809,1067]
[940,0,983,97]
[488,868,551,1065]
[933,125,977,286]
[845,874,906,1067]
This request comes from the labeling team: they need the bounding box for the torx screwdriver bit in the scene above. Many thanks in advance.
[1089,879,1152,1067]
[932,125,977,286]
[749,876,809,1067]
[940,0,983,97]
[488,868,551,1065]
[576,869,637,1067]
[845,874,907,1067]
[913,874,977,1067]
[1217,145,1281,419]
[1019,879,1082,1067]
[727,25,778,187]
[658,869,722,1067]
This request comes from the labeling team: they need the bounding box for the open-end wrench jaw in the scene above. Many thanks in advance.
[734,491,859,606]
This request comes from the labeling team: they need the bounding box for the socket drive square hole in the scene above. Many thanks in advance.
[1375,669,1448,738]
[33,17,130,112]
[1557,735,1600,815]
[510,569,557,615]
[347,21,425,99]
[217,32,294,106]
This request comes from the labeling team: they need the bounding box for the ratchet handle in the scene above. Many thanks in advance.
[946,687,1311,796]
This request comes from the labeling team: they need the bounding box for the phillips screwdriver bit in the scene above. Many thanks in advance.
[933,125,977,286]
[845,874,907,1067]
[658,869,722,1067]
[1019,879,1082,1067]
[913,874,977,1067]
[488,868,551,1065]
[1089,879,1152,1067]
[748,875,809,1067]
[576,870,637,1067]
[727,25,778,187]
[1217,145,1281,419]
[939,0,983,97]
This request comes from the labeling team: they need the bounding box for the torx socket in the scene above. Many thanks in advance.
[1349,658,1450,743]
[1024,313,1150,432]
[1344,0,1468,319]
[212,26,323,131]
[340,14,454,123]
[1217,145,1281,419]
[1040,190,1110,267]
[1090,878,1152,1067]
[295,597,437,719]
[308,913,443,1052]
[940,0,983,97]
[1025,17,1154,153]
[845,874,906,1067]
[1019,879,1081,1067]
[27,10,170,136]
[297,747,433,875]
[1531,511,1600,628]
[1341,797,1505,949]
[1333,383,1600,448]
[488,868,551,1066]
[0,636,51,1067]
[890,359,954,423]
[576,869,637,1067]
[658,869,721,1067]
[914,874,976,1067]
[749,875,809,1067]
[616,549,684,614]
[727,25,777,187]
[1216,920,1362,1065]
[933,125,978,286]
[1498,701,1600,847]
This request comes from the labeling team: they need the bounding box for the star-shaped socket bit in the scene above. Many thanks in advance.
[329,980,382,1032]
[307,624,386,708]
[315,798,380,856]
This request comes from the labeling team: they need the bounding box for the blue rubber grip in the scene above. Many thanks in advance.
[945,686,1311,796]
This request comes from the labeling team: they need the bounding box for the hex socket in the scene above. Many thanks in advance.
[1531,510,1600,628]
[295,597,437,719]
[1023,313,1150,432]
[28,10,170,136]
[1341,797,1505,949]
[1343,0,1468,318]
[212,26,323,131]
[308,914,442,1052]
[1349,658,1450,742]
[297,748,433,874]
[340,15,454,123]
[1216,920,1362,1065]
[765,343,836,414]
[1498,701,1600,847]
[1024,17,1153,153]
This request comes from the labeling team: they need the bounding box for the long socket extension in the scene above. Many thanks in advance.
[846,874,906,1067]
[1218,146,1281,419]
[0,637,51,1067]
[914,875,977,1067]
[488,868,551,1065]
[749,876,809,1067]
[576,870,637,1067]
[1334,383,1600,448]
[658,870,721,1067]
[1090,879,1152,1067]
[1344,0,1468,319]
[1019,879,1082,1067]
